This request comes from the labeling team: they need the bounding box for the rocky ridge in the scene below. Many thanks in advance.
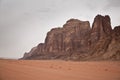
[21,15,120,60]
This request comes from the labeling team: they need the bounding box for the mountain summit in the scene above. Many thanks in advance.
[21,15,120,60]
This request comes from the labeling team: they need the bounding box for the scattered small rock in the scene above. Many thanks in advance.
[105,69,108,71]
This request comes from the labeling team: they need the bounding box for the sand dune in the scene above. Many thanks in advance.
[0,60,120,80]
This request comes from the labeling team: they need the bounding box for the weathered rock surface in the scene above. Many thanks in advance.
[21,15,120,60]
[103,26,120,60]
[87,15,112,59]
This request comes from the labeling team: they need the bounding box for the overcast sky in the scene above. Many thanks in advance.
[0,0,120,59]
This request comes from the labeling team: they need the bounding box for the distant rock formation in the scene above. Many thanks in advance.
[21,15,120,60]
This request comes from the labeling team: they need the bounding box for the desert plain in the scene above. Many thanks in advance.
[0,59,120,80]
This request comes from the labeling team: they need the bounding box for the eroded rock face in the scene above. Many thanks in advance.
[21,15,120,60]
[45,19,90,54]
[89,15,112,57]
[90,15,112,43]
[103,26,120,60]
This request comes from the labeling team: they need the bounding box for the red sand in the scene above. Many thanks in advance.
[0,60,120,80]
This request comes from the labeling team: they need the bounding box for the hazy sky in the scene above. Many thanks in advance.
[0,0,120,59]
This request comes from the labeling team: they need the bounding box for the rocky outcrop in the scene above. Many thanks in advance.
[45,19,90,54]
[88,15,112,58]
[21,15,120,60]
[103,26,120,60]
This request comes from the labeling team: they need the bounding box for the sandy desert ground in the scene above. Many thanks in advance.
[0,60,120,80]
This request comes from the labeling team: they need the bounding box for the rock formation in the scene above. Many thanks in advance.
[21,15,120,60]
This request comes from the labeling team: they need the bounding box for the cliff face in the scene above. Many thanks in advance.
[88,15,113,59]
[103,26,120,60]
[22,15,120,60]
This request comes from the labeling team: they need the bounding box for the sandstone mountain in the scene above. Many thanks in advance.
[21,15,120,60]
